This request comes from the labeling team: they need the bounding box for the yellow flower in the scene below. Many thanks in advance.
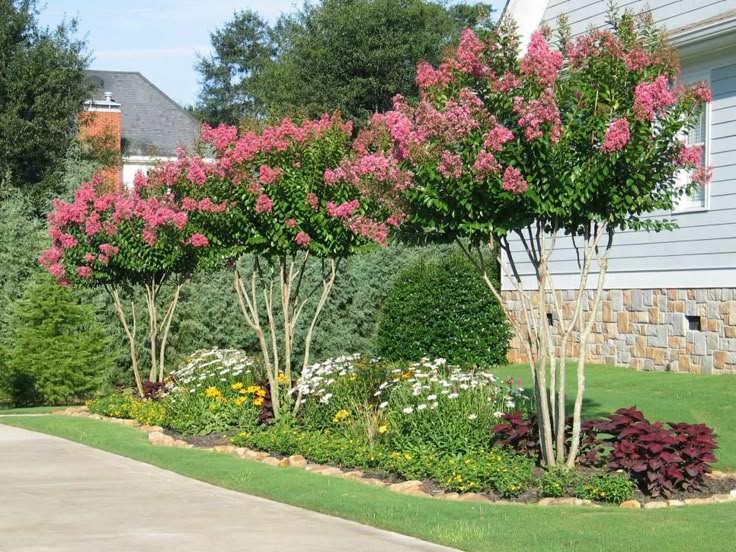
[403,452,413,460]
[231,382,244,390]
[234,396,247,406]
[253,397,265,406]
[246,385,261,394]
[204,386,222,398]
[256,388,267,398]
[277,373,288,384]
[378,424,388,434]
[332,409,350,423]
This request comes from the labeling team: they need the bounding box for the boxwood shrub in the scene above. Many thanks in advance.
[375,252,510,366]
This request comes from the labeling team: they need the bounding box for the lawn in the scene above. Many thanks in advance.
[495,363,736,470]
[0,405,66,415]
[2,413,735,552]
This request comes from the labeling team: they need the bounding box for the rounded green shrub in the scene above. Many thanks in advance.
[375,253,510,366]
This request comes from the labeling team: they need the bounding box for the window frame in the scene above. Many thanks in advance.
[673,70,712,214]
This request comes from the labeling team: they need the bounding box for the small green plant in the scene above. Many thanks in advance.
[539,467,579,498]
[574,472,635,504]
[87,391,137,419]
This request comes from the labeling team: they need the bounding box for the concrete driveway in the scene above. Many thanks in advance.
[0,423,456,552]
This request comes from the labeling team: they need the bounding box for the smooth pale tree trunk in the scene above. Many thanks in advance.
[143,276,183,383]
[457,222,613,467]
[234,254,338,420]
[109,286,144,397]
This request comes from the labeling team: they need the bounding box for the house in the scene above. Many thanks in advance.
[79,70,201,189]
[502,1,736,374]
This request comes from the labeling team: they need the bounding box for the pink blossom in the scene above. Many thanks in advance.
[186,156,207,185]
[133,170,148,191]
[190,233,209,247]
[600,118,631,153]
[85,212,102,235]
[416,61,453,90]
[502,166,528,194]
[513,89,561,142]
[286,218,298,228]
[83,253,97,262]
[173,212,188,229]
[677,143,703,167]
[77,266,92,278]
[691,81,712,103]
[142,230,157,246]
[99,243,119,257]
[437,150,463,179]
[295,231,311,246]
[691,166,713,186]
[521,31,563,86]
[258,164,282,184]
[255,194,273,214]
[455,29,485,75]
[306,192,320,210]
[324,168,346,185]
[98,254,109,264]
[94,193,116,212]
[326,199,360,218]
[201,123,238,150]
[473,150,501,175]
[633,76,676,120]
[348,217,389,246]
[49,263,65,279]
[483,124,514,151]
[39,247,62,266]
[248,180,263,195]
[625,48,650,71]
[103,221,117,236]
[59,233,78,249]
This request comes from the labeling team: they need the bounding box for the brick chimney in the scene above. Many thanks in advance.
[79,91,122,190]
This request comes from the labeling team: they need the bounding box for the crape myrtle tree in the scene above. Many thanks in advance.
[158,115,394,419]
[40,173,228,396]
[345,11,712,466]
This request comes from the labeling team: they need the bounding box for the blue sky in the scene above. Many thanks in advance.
[40,1,506,106]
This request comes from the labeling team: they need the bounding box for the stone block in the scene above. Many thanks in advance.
[619,500,641,509]
[611,290,623,311]
[388,480,424,493]
[714,351,726,370]
[642,358,654,371]
[643,501,668,509]
[288,454,308,467]
[459,493,491,503]
[725,326,736,338]
[695,289,708,303]
[684,497,717,505]
[702,356,714,374]
[693,333,706,355]
[685,301,698,316]
[666,499,685,507]
[261,457,281,466]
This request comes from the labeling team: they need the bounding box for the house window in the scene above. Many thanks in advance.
[675,80,710,212]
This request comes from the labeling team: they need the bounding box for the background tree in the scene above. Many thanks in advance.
[0,0,90,207]
[194,10,276,125]
[195,0,493,125]
[347,11,711,467]
[1,272,111,406]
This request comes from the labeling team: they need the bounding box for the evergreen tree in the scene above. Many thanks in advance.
[1,272,111,405]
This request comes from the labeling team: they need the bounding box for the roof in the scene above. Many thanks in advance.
[85,70,200,157]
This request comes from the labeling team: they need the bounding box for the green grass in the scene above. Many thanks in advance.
[493,364,736,470]
[0,405,65,415]
[2,414,735,552]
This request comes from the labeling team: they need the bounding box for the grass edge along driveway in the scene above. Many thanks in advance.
[2,415,735,552]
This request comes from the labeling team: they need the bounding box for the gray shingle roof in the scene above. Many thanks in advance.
[86,70,200,157]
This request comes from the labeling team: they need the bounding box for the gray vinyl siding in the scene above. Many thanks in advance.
[504,1,736,289]
[542,1,734,36]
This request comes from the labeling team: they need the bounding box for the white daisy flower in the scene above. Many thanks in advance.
[417,404,427,411]
[379,401,389,409]
[402,407,414,414]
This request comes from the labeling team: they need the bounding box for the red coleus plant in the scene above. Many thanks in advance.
[584,406,718,498]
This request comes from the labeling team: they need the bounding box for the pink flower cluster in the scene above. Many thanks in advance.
[625,48,651,71]
[513,89,561,142]
[502,166,528,194]
[416,61,454,90]
[567,30,624,68]
[189,233,209,247]
[437,150,463,179]
[295,231,311,246]
[258,164,282,184]
[677,143,703,167]
[255,194,274,214]
[473,150,501,177]
[600,118,631,153]
[483,123,514,151]
[326,199,360,218]
[348,216,389,246]
[633,76,675,121]
[455,29,485,75]
[306,192,320,210]
[521,31,563,86]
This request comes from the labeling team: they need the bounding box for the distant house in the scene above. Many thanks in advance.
[502,1,736,374]
[79,70,200,189]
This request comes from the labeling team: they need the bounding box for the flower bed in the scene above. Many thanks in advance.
[84,349,735,507]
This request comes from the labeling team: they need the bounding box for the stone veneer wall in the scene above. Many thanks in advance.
[503,288,736,374]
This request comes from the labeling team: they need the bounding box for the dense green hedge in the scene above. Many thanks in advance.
[376,253,510,366]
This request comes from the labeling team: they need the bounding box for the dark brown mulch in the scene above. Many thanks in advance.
[633,475,736,503]
[164,429,231,448]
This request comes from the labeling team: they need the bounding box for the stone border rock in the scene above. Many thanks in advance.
[54,406,736,508]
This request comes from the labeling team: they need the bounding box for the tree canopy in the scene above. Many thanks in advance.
[194,0,494,125]
[0,0,90,205]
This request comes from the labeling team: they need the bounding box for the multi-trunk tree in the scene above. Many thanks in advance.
[344,11,711,466]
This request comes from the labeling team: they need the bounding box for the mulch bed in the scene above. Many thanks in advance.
[163,427,735,504]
